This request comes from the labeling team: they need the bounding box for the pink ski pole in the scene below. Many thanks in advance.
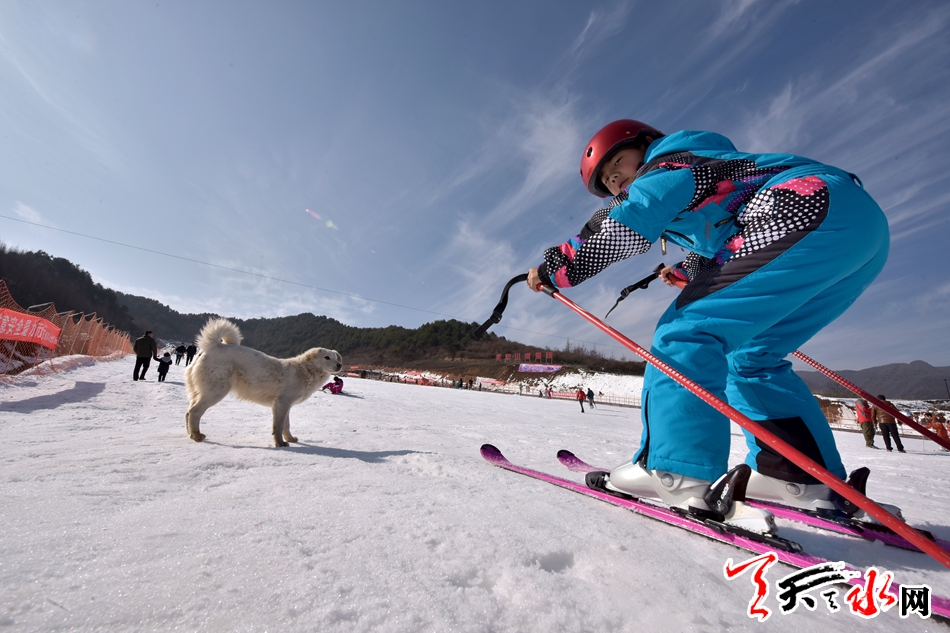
[541,285,950,570]
[792,351,950,452]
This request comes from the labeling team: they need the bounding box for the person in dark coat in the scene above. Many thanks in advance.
[587,388,596,409]
[157,352,172,382]
[175,344,187,365]
[872,395,905,453]
[132,331,158,381]
[185,343,198,366]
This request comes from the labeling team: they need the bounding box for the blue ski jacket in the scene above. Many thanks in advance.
[537,130,852,288]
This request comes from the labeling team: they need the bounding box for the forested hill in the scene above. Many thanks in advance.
[236,315,482,362]
[12,245,945,394]
[116,290,482,360]
[116,292,648,372]
[114,292,218,343]
[0,244,137,333]
[0,244,644,372]
[115,290,501,361]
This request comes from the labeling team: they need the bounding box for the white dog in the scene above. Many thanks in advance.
[184,318,343,447]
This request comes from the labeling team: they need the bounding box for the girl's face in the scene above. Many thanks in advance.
[599,146,648,196]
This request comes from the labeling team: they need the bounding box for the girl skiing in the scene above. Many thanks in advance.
[527,120,892,527]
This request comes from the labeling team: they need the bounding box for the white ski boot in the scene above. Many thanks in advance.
[599,461,777,534]
[746,470,838,512]
[746,468,904,521]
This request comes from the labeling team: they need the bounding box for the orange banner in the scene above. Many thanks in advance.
[0,308,62,349]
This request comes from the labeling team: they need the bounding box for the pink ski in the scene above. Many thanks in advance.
[555,449,950,554]
[483,444,950,620]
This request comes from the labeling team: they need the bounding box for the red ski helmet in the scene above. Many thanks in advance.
[581,119,664,197]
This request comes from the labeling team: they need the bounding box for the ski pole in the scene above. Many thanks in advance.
[534,283,950,569]
[792,351,950,452]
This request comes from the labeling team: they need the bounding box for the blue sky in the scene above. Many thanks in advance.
[1,1,948,370]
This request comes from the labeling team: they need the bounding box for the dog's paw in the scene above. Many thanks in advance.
[275,439,289,447]
[285,435,298,443]
[190,433,206,442]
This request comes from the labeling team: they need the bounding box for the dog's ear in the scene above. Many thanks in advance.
[303,348,333,364]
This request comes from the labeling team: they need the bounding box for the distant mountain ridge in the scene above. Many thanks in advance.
[114,291,647,375]
[796,360,950,400]
[3,244,945,395]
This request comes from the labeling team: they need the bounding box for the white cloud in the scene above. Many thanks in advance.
[12,201,48,225]
[567,3,632,65]
[0,16,128,177]
[708,0,763,37]
[425,91,587,230]
[742,83,808,153]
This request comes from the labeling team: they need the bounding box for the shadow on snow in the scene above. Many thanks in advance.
[204,440,426,463]
[0,381,106,412]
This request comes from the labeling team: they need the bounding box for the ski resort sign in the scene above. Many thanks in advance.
[0,308,62,349]
[518,363,562,373]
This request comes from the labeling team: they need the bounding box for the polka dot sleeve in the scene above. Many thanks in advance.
[538,216,652,288]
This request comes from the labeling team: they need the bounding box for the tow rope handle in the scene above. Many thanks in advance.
[472,273,529,340]
[604,263,665,319]
[473,263,666,339]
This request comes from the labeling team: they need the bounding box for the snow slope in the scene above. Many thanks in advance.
[1,358,948,631]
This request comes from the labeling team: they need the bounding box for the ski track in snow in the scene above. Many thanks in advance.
[1,358,948,632]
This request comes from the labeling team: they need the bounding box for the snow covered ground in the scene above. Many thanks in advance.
[2,358,948,631]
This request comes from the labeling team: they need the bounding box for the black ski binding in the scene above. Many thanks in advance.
[829,466,870,518]
[585,471,637,502]
[704,463,751,517]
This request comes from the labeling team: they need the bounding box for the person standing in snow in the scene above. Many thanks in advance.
[132,330,158,381]
[525,119,892,527]
[855,398,877,449]
[185,343,197,366]
[576,388,586,413]
[928,413,950,449]
[587,388,596,409]
[872,395,905,453]
[175,343,187,365]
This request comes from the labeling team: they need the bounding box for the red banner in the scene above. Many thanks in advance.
[0,308,62,350]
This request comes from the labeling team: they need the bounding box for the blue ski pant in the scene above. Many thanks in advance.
[633,169,889,483]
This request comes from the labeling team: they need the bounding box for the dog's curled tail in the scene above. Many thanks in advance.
[196,318,243,351]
